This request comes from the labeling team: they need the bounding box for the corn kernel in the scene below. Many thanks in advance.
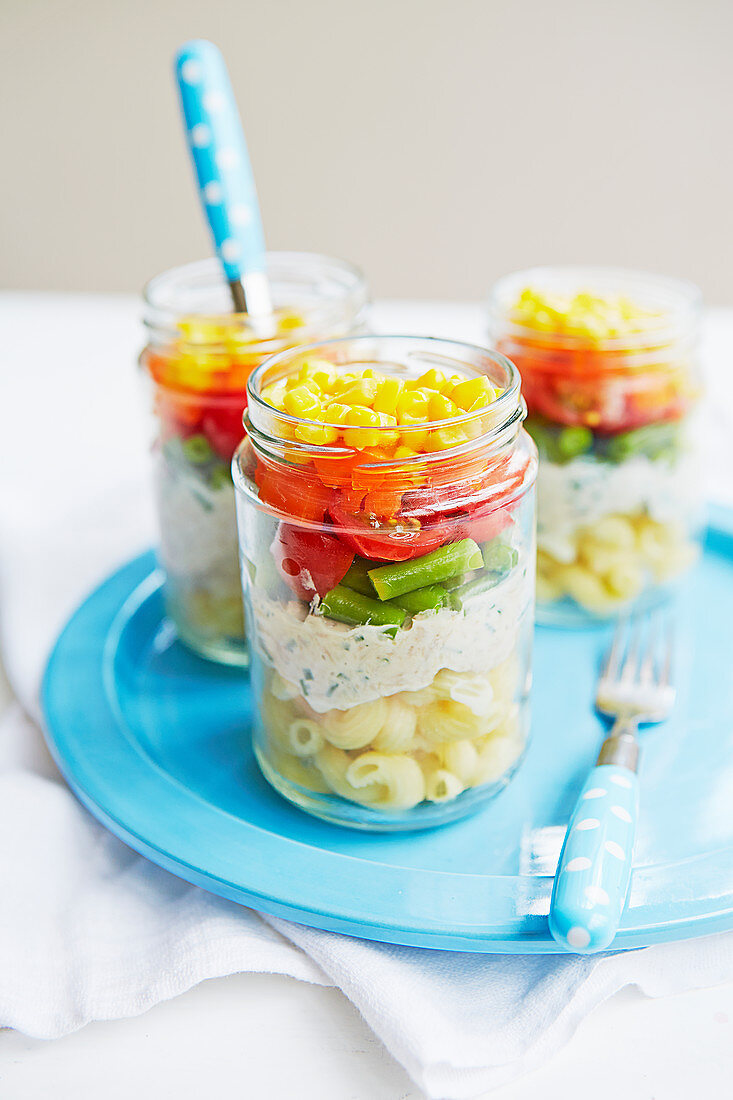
[345,406,381,427]
[373,377,403,415]
[340,378,379,407]
[178,319,225,345]
[428,393,461,421]
[425,426,468,451]
[262,382,287,409]
[294,423,339,445]
[396,389,429,419]
[341,406,381,449]
[283,386,321,418]
[399,427,428,451]
[322,401,351,424]
[376,411,400,446]
[297,356,334,378]
[277,311,305,331]
[416,368,449,392]
[311,370,333,391]
[343,427,381,449]
[329,373,358,395]
[450,376,494,411]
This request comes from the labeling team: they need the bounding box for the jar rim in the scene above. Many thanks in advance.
[487,265,702,352]
[244,333,526,467]
[142,251,369,350]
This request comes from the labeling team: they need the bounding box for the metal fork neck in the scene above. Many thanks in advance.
[597,717,640,771]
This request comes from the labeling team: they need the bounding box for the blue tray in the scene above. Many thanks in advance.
[42,509,733,952]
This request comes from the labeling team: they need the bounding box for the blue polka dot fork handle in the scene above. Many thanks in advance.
[549,615,676,953]
[174,40,273,323]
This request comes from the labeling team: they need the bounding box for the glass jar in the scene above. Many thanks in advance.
[140,252,368,664]
[233,335,537,830]
[488,267,702,626]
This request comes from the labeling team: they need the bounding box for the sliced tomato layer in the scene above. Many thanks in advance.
[255,462,334,524]
[273,525,354,600]
[328,498,457,562]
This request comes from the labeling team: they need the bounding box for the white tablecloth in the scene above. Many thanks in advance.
[1,294,732,1099]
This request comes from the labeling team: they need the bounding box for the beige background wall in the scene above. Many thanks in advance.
[2,0,732,302]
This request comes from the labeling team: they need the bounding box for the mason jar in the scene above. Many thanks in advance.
[140,252,368,664]
[233,335,537,829]
[488,267,702,626]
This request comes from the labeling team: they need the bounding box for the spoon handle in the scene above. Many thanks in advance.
[174,39,272,316]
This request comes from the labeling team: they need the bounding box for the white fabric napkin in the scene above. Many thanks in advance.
[1,293,732,1099]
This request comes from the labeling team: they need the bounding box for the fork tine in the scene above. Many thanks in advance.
[619,616,642,684]
[639,614,659,685]
[601,616,628,681]
[659,618,675,687]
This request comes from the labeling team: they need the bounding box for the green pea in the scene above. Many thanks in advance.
[182,434,214,465]
[557,425,594,461]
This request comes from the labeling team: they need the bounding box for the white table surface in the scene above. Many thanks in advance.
[1,293,731,1100]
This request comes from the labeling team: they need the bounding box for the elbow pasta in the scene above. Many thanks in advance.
[538,511,698,615]
[254,654,526,815]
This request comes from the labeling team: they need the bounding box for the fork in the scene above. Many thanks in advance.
[548,615,676,953]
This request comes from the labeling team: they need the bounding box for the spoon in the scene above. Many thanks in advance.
[174,39,273,325]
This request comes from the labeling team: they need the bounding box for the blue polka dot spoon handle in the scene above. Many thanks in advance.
[549,758,639,952]
[550,615,675,953]
[174,40,272,318]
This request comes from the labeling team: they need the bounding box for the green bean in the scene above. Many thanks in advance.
[449,569,511,609]
[321,585,406,632]
[341,557,377,597]
[368,539,484,600]
[389,584,449,614]
[605,422,681,463]
[481,542,518,572]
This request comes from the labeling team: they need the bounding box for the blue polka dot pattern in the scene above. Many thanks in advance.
[549,764,639,953]
[174,40,266,284]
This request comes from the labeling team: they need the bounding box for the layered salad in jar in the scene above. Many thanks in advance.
[140,254,367,664]
[489,269,702,624]
[233,336,537,829]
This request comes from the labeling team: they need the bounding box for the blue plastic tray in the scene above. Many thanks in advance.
[42,509,733,952]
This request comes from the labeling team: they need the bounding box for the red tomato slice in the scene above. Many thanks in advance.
[328,501,453,562]
[255,462,334,524]
[273,525,355,600]
[200,400,246,462]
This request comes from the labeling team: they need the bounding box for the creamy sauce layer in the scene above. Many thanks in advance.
[155,455,240,594]
[537,451,699,561]
[249,563,533,712]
